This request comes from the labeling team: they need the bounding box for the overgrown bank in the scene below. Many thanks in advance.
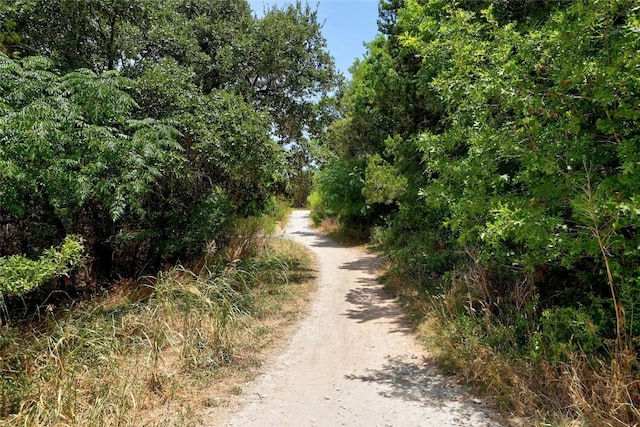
[311,0,640,425]
[0,221,316,426]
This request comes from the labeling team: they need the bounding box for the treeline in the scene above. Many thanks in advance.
[312,0,640,424]
[0,0,339,304]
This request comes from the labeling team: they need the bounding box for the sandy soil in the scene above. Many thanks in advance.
[209,210,502,427]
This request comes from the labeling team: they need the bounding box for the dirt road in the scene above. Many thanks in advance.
[217,210,502,427]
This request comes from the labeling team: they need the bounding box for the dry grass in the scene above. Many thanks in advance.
[313,217,367,248]
[380,253,640,427]
[317,216,340,235]
[0,236,316,427]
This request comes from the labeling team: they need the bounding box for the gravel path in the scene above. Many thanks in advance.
[216,210,502,427]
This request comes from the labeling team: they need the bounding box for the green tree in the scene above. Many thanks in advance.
[319,0,640,353]
[3,0,341,205]
[0,54,180,223]
[400,0,640,345]
[1,0,340,292]
[0,53,183,280]
[0,0,145,71]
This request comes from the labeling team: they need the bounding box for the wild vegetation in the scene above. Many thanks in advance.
[0,0,330,424]
[4,0,640,425]
[0,0,338,297]
[0,226,316,426]
[311,0,640,425]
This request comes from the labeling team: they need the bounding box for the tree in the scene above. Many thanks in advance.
[0,53,182,279]
[0,0,340,292]
[0,0,145,71]
[3,0,341,204]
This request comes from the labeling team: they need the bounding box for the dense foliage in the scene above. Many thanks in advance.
[313,0,640,423]
[0,236,83,298]
[0,0,339,303]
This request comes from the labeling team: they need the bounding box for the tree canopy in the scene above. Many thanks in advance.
[0,0,340,295]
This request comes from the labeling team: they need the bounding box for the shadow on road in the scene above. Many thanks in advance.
[310,239,345,248]
[345,356,459,407]
[343,277,413,334]
[289,230,316,237]
[288,230,345,249]
[339,255,380,274]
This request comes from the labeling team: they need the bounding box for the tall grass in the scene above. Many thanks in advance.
[0,218,314,426]
[382,255,640,426]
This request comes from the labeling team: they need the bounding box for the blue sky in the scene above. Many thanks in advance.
[248,0,380,78]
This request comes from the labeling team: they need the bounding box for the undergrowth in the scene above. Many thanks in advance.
[311,216,368,247]
[382,255,640,427]
[0,215,314,427]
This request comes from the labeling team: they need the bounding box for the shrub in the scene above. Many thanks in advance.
[0,236,84,298]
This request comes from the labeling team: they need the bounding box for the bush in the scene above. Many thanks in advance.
[0,236,84,298]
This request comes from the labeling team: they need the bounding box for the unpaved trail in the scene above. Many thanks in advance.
[215,210,502,427]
